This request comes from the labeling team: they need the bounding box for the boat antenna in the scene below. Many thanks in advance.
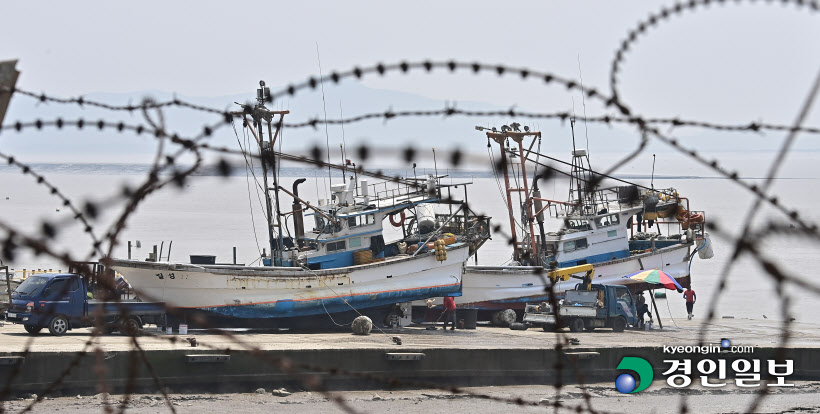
[316,42,333,189]
[577,54,591,164]
[651,153,656,190]
[570,105,577,152]
[339,101,348,186]
[432,147,439,178]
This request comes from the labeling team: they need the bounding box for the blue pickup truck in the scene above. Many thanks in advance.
[4,273,166,336]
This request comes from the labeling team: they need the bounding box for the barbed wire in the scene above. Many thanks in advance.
[0,1,818,413]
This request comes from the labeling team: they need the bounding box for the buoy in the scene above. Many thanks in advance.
[688,213,704,224]
[696,232,714,259]
[434,239,447,261]
[351,316,373,335]
[389,211,406,227]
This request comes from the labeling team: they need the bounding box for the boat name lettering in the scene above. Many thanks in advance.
[155,273,176,280]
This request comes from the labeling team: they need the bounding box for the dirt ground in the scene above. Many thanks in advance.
[3,382,819,414]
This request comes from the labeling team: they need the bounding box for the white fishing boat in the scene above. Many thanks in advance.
[417,123,713,325]
[110,81,490,329]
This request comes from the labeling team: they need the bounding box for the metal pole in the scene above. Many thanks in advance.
[233,247,237,265]
[497,140,519,261]
[518,138,538,259]
[128,241,132,260]
[3,266,11,310]
[650,288,663,329]
[267,119,285,264]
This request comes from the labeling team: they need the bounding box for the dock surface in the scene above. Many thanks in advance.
[1,317,817,352]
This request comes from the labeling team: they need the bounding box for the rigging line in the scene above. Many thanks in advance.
[316,42,333,189]
[234,118,268,212]
[247,125,268,214]
[664,294,681,329]
[296,262,394,337]
[232,120,264,258]
[578,54,591,164]
[339,101,348,184]
[522,148,672,195]
[487,145,523,231]
[233,119,267,210]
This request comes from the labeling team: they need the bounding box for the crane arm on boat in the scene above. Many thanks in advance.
[277,185,339,226]
[547,263,595,283]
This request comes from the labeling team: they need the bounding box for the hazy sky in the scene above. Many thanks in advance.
[1,1,819,167]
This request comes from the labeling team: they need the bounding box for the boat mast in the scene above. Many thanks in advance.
[569,118,596,215]
[482,127,541,265]
[233,81,290,266]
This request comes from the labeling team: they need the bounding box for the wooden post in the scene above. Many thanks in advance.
[650,289,663,329]
[0,60,20,126]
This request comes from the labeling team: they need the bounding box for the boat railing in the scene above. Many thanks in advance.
[629,210,706,240]
[368,179,442,208]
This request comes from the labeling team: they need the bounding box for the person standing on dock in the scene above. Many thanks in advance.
[442,296,457,331]
[636,292,651,329]
[684,287,697,320]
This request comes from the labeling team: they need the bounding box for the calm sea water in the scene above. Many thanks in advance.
[1,163,817,323]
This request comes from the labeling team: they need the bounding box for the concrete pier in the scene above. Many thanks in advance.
[0,318,818,395]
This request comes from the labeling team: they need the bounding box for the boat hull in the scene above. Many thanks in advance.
[110,244,470,324]
[424,242,693,313]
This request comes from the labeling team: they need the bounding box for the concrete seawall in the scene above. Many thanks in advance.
[2,346,818,394]
[1,318,818,395]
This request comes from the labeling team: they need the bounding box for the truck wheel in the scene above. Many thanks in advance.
[122,317,142,336]
[24,325,41,335]
[612,316,626,333]
[584,325,596,332]
[48,315,69,336]
[569,318,584,333]
[541,323,556,332]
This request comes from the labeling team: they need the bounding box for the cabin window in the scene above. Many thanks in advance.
[616,289,633,306]
[43,278,71,299]
[563,238,588,252]
[326,240,346,253]
[365,214,376,225]
[565,219,591,231]
[607,230,618,237]
[347,217,357,228]
[595,214,620,228]
[349,237,362,248]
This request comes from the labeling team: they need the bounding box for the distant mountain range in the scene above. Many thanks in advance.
[0,82,814,166]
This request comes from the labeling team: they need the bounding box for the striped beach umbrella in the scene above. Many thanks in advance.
[624,269,683,290]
